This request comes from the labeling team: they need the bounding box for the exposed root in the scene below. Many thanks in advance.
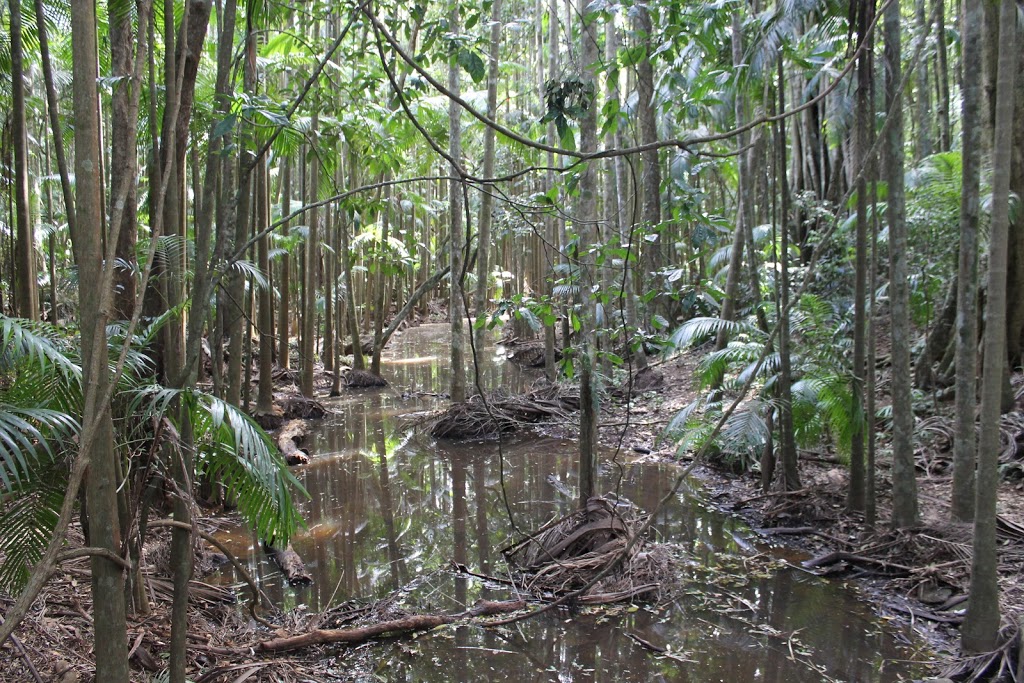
[345,368,388,388]
[502,497,677,605]
[427,383,579,439]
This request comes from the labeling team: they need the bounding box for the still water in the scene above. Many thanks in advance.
[212,323,930,681]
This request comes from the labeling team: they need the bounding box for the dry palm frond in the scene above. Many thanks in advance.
[428,383,579,439]
[503,497,677,605]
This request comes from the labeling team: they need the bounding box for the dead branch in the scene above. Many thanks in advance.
[256,599,526,653]
[263,542,313,586]
[275,420,310,465]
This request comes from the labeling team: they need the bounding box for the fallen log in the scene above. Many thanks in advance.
[802,551,914,573]
[263,542,313,586]
[276,420,309,465]
[256,599,526,652]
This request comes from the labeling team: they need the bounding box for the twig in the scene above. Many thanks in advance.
[0,617,43,683]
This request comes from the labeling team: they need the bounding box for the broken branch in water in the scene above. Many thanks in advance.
[256,599,526,653]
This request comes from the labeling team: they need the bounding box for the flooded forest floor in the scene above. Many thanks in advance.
[571,347,1024,682]
[3,321,1024,681]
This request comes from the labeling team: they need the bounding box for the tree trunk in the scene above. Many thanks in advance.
[278,157,292,370]
[963,0,1016,652]
[448,3,467,403]
[301,116,320,397]
[886,0,919,529]
[543,0,560,380]
[341,150,365,370]
[371,181,391,376]
[11,0,38,320]
[847,0,872,513]
[577,3,600,506]
[951,0,982,522]
[110,0,139,320]
[33,0,75,238]
[776,58,800,492]
[475,0,502,351]
[635,4,661,317]
[70,0,130,679]
[257,158,275,413]
[934,0,951,151]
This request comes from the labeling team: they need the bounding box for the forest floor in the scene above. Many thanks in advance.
[551,347,1024,682]
[5,332,1024,681]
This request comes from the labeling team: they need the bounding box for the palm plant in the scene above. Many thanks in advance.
[0,314,304,593]
[664,292,859,471]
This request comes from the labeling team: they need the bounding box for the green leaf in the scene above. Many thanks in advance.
[457,48,486,83]
[213,113,237,139]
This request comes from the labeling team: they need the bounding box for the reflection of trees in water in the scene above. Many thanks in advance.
[209,323,920,680]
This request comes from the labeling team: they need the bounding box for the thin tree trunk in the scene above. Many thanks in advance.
[11,0,38,320]
[914,0,932,160]
[963,0,1016,652]
[577,4,600,506]
[952,0,982,522]
[278,157,292,370]
[33,0,75,237]
[886,0,919,529]
[301,116,320,397]
[324,201,335,373]
[635,4,661,318]
[474,0,502,351]
[70,0,130,678]
[847,0,872,513]
[934,0,951,151]
[543,0,560,379]
[257,158,275,413]
[448,3,467,403]
[341,147,365,370]
[110,0,139,320]
[776,58,800,492]
[371,181,391,376]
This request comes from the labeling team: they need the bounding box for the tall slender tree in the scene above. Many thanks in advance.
[886,0,919,529]
[71,0,130,678]
[963,0,1017,652]
[448,1,467,403]
[11,0,38,320]
[952,0,982,522]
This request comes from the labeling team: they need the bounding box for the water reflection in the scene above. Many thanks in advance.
[210,324,927,681]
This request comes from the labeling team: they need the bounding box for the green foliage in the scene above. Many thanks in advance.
[664,293,863,471]
[127,387,305,544]
[0,315,304,593]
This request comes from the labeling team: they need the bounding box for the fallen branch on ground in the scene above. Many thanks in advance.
[256,599,526,653]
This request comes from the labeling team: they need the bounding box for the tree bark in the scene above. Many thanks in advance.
[886,0,919,529]
[448,3,467,403]
[577,2,600,506]
[11,0,38,320]
[110,0,139,320]
[32,0,75,238]
[963,0,1016,652]
[776,58,800,492]
[71,0,130,679]
[952,0,982,522]
[301,115,320,398]
[278,157,292,370]
[474,0,502,351]
[635,4,661,316]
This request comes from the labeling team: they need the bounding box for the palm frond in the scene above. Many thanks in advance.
[128,387,305,544]
[0,471,64,592]
[668,316,759,351]
[0,407,78,492]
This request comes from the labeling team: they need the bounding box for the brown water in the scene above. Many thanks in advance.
[211,323,931,681]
